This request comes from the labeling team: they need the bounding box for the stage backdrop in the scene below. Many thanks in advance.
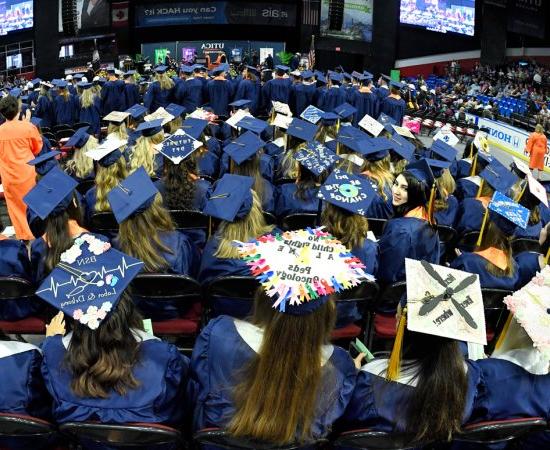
[320,0,373,42]
[507,0,548,39]
[58,0,110,32]
[135,2,296,28]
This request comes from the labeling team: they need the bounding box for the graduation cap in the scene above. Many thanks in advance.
[360,137,393,161]
[479,159,518,193]
[246,66,259,77]
[499,265,550,363]
[124,70,136,77]
[56,80,69,89]
[27,150,60,176]
[275,65,289,74]
[236,116,268,135]
[229,99,252,110]
[406,158,435,187]
[135,119,163,137]
[351,71,363,79]
[154,65,168,74]
[103,111,130,124]
[31,78,41,86]
[526,174,549,208]
[234,227,373,315]
[77,82,92,90]
[223,131,265,165]
[328,71,343,83]
[9,88,21,98]
[23,167,78,220]
[300,70,314,79]
[486,191,529,237]
[36,240,143,331]
[158,131,201,165]
[426,158,452,178]
[211,63,229,76]
[387,134,415,161]
[165,103,185,118]
[86,137,127,168]
[202,174,254,222]
[363,71,374,79]
[511,157,530,178]
[390,80,405,90]
[287,118,318,142]
[334,103,357,120]
[293,141,341,176]
[431,139,458,162]
[377,112,397,132]
[318,168,377,217]
[65,126,91,149]
[300,105,324,124]
[180,65,194,74]
[144,107,175,126]
[314,70,326,84]
[125,104,147,120]
[181,117,208,140]
[192,64,206,72]
[40,81,54,89]
[107,167,159,223]
[321,111,339,126]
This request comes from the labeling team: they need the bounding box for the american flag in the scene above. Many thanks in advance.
[302,0,320,26]
[308,35,316,70]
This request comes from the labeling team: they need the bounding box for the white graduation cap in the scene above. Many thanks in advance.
[226,108,252,129]
[512,157,530,176]
[103,111,130,123]
[272,100,292,117]
[358,114,384,137]
[392,125,415,140]
[86,137,127,161]
[272,113,293,129]
[434,127,459,147]
[145,107,175,126]
[527,173,549,208]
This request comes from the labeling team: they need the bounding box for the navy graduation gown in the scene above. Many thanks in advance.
[0,341,50,419]
[455,197,486,236]
[380,97,406,126]
[450,252,520,290]
[455,177,480,201]
[434,195,459,228]
[206,79,234,117]
[182,78,206,113]
[316,87,347,112]
[275,184,320,218]
[79,96,102,135]
[514,251,542,288]
[0,238,38,320]
[219,152,274,182]
[234,79,261,116]
[291,83,317,115]
[190,315,356,438]
[350,90,378,127]
[54,94,79,126]
[100,80,125,116]
[123,83,140,111]
[41,331,190,425]
[452,158,473,179]
[377,216,440,285]
[144,81,174,113]
[261,78,292,112]
[342,358,482,432]
[364,179,393,220]
[196,143,220,179]
[34,95,55,129]
[173,78,188,106]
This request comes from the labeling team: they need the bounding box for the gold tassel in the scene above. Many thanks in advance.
[494,313,513,351]
[515,181,528,203]
[476,208,489,248]
[428,183,436,225]
[387,308,407,381]
[470,154,478,177]
[544,246,550,266]
[476,179,484,198]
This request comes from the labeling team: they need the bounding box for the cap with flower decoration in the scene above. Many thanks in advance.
[234,227,374,315]
[36,237,143,330]
[293,141,341,176]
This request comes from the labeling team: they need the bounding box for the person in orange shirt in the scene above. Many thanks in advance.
[525,124,549,180]
[0,95,42,240]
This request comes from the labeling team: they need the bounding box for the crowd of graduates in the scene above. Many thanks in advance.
[0,61,548,450]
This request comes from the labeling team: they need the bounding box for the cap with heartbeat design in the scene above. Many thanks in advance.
[35,235,144,330]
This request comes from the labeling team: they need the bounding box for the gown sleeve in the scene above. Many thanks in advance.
[376,221,413,284]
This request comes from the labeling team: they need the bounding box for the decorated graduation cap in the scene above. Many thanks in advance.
[165,103,185,118]
[358,114,384,137]
[86,137,127,167]
[431,139,458,162]
[287,118,318,142]
[224,131,265,165]
[318,168,377,216]
[103,110,130,124]
[334,102,357,120]
[293,141,340,176]
[236,115,268,135]
[36,238,143,330]
[181,117,208,140]
[107,167,159,223]
[23,167,78,220]
[27,150,61,176]
[158,130,201,165]
[125,104,147,120]
[426,158,451,178]
[234,227,373,315]
[526,174,549,208]
[135,118,163,137]
[386,259,485,380]
[496,265,550,364]
[65,126,91,149]
[300,105,324,125]
[488,191,529,234]
[510,157,530,179]
[377,112,397,132]
[202,174,254,222]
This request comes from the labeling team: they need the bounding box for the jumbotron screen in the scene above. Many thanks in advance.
[0,0,33,36]
[400,0,476,37]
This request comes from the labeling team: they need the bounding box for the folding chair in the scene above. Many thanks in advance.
[76,179,95,196]
[368,281,407,349]
[332,428,421,450]
[263,211,278,226]
[169,209,210,235]
[437,225,457,264]
[0,277,46,334]
[0,413,57,450]
[281,213,318,231]
[203,276,260,321]
[455,417,547,446]
[482,288,513,351]
[455,231,480,253]
[60,421,183,450]
[367,218,387,239]
[73,121,91,130]
[511,238,540,255]
[89,211,120,235]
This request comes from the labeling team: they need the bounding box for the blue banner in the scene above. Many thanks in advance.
[135,2,296,28]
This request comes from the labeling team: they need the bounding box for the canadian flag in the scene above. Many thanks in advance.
[112,1,129,27]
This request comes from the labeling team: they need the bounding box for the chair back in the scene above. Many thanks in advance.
[511,238,540,255]
[73,121,91,129]
[263,211,278,226]
[0,277,35,301]
[333,429,420,450]
[56,128,75,140]
[455,231,480,252]
[437,225,457,246]
[367,218,387,238]
[281,213,318,231]
[169,209,210,232]
[89,212,120,235]
[60,422,182,449]
[455,418,547,444]
[130,273,201,303]
[0,413,56,450]
[482,288,513,348]
[194,428,328,450]
[204,276,260,319]
[52,124,71,133]
[76,179,95,196]
[375,281,407,314]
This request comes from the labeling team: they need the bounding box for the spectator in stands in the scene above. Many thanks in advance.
[537,104,550,130]
[0,94,42,240]
[525,124,548,180]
